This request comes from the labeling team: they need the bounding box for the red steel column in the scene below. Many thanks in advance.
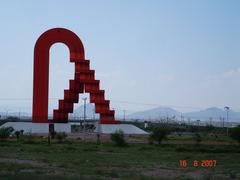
[32,28,85,123]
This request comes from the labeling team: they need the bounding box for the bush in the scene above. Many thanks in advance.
[189,126,197,133]
[149,127,169,145]
[205,125,214,133]
[111,130,126,146]
[55,132,67,143]
[193,133,202,145]
[0,127,14,139]
[230,126,240,143]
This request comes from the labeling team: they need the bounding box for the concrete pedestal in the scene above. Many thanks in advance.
[1,122,71,134]
[95,124,148,134]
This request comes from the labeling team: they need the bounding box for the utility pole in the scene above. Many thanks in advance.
[180,114,185,125]
[123,110,126,121]
[187,117,191,126]
[221,116,225,128]
[5,109,9,119]
[18,108,22,120]
[197,119,200,126]
[82,97,87,140]
[224,106,230,136]
[209,117,212,126]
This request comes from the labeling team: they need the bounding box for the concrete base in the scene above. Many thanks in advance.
[0,122,148,135]
[0,122,71,134]
[95,124,148,134]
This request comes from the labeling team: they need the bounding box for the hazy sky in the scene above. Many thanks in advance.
[0,0,240,115]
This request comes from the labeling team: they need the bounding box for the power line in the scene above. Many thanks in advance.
[0,97,239,112]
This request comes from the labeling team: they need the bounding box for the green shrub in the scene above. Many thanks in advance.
[55,132,67,143]
[230,126,240,143]
[149,127,169,144]
[0,127,14,139]
[193,133,202,145]
[111,130,126,146]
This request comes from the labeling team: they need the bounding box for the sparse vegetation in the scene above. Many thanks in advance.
[0,121,239,179]
[0,126,14,139]
[0,137,239,179]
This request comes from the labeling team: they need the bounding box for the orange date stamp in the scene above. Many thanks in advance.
[179,160,217,168]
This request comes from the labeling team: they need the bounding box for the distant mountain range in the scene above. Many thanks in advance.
[0,112,29,118]
[127,106,240,122]
[183,107,240,120]
[1,104,240,122]
[126,106,181,120]
[69,103,99,119]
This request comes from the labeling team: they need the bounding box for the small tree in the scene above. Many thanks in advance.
[0,127,14,139]
[149,127,169,145]
[230,126,240,144]
[55,132,67,143]
[111,130,126,146]
[20,130,24,135]
[15,131,20,140]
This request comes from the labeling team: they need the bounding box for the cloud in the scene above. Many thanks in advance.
[206,67,240,81]
[222,68,240,78]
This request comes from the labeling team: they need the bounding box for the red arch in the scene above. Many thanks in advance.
[32,28,119,124]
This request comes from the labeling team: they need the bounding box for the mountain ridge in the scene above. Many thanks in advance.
[1,105,240,122]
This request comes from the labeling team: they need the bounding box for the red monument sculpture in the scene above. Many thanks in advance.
[32,28,119,124]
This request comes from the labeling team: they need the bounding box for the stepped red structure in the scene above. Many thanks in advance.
[32,28,119,124]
